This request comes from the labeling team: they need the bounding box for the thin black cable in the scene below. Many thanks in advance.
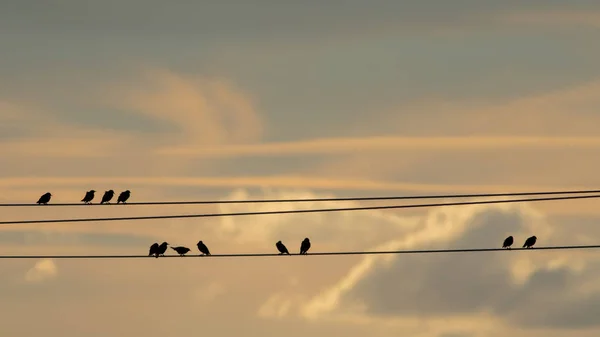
[3,188,600,207]
[0,245,598,259]
[1,194,599,226]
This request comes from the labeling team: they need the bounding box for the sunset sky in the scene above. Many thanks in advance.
[2,1,600,336]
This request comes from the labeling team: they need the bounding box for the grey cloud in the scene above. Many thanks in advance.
[1,1,595,38]
[0,230,155,247]
[494,265,600,329]
[341,209,600,328]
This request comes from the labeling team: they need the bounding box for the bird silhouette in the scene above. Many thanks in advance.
[300,238,311,255]
[197,241,211,255]
[523,236,537,248]
[100,190,115,204]
[148,243,159,257]
[502,236,514,249]
[37,192,52,205]
[81,190,96,204]
[117,190,130,204]
[276,241,290,255]
[171,246,191,256]
[156,242,169,257]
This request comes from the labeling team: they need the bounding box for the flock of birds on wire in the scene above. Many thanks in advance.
[148,236,535,258]
[35,190,130,204]
[33,190,315,257]
[32,190,538,257]
[148,238,312,258]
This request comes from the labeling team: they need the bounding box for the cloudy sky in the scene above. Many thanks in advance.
[1,1,600,336]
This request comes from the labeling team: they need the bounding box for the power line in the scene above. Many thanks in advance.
[5,188,600,207]
[0,244,598,259]
[1,194,599,226]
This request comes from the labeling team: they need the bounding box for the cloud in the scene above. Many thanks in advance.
[0,67,263,173]
[0,230,154,247]
[24,259,58,283]
[0,175,575,192]
[201,189,600,335]
[503,10,600,28]
[111,68,263,147]
[155,78,600,158]
[192,282,226,303]
[0,188,598,336]
[157,136,600,158]
[295,202,600,330]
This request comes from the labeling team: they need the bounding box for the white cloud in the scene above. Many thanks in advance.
[24,259,58,283]
[214,188,421,251]
[294,203,600,331]
[192,282,226,303]
[195,188,600,335]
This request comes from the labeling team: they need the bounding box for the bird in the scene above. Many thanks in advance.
[523,236,537,248]
[300,238,311,255]
[156,242,169,257]
[36,192,52,205]
[197,241,211,255]
[171,246,191,256]
[100,190,115,204]
[81,190,96,204]
[502,236,514,249]
[148,243,159,257]
[117,190,130,204]
[276,241,290,255]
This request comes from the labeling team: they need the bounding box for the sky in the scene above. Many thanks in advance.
[1,1,600,336]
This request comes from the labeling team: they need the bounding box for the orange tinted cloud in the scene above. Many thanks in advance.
[157,136,600,158]
[110,68,263,146]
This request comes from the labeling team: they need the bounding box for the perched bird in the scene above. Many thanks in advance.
[523,236,537,248]
[37,192,52,205]
[149,243,159,257]
[502,236,514,249]
[117,190,131,204]
[81,190,96,204]
[156,242,169,257]
[300,238,311,255]
[276,241,290,255]
[100,190,115,204]
[171,246,191,256]
[197,241,211,255]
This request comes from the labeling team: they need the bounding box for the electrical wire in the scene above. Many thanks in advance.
[0,245,598,259]
[4,188,600,207]
[1,193,599,226]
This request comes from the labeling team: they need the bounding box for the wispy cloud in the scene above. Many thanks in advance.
[503,10,600,28]
[0,175,581,193]
[156,136,600,158]
[110,68,263,146]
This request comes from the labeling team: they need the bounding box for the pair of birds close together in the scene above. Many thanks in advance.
[148,241,211,258]
[502,235,537,249]
[36,190,131,205]
[276,238,311,255]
